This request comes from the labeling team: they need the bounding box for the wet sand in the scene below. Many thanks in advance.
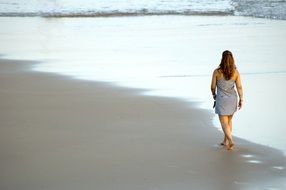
[0,59,285,190]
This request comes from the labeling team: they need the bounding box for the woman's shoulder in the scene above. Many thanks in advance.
[213,68,221,74]
[232,69,240,80]
[234,69,240,76]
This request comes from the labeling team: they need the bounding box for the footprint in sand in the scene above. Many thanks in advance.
[272,166,284,170]
[241,154,254,158]
[241,154,263,164]
[247,160,262,164]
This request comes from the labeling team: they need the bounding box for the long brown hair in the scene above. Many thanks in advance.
[219,50,236,80]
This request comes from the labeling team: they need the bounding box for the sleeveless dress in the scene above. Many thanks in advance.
[215,78,238,115]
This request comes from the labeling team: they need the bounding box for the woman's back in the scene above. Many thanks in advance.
[216,77,236,97]
[216,69,238,81]
[214,69,238,115]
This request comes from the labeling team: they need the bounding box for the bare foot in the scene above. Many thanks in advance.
[227,143,234,150]
[220,140,229,146]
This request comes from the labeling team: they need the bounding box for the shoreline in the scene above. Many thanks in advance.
[1,58,285,189]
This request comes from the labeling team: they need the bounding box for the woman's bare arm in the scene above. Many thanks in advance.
[235,70,243,109]
[211,70,217,99]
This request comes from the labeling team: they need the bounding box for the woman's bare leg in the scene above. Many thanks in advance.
[222,115,233,145]
[219,115,234,150]
[228,115,233,133]
[221,136,227,146]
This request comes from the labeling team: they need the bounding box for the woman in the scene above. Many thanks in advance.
[211,50,243,150]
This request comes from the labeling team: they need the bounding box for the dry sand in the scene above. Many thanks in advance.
[0,59,285,190]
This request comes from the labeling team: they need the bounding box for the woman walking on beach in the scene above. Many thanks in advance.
[211,50,243,150]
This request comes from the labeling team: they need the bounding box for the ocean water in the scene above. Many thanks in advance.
[0,0,286,20]
[0,15,286,154]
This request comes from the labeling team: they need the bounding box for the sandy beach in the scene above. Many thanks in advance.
[1,15,286,154]
[0,58,285,189]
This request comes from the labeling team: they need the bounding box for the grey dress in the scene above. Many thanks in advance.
[215,78,238,115]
